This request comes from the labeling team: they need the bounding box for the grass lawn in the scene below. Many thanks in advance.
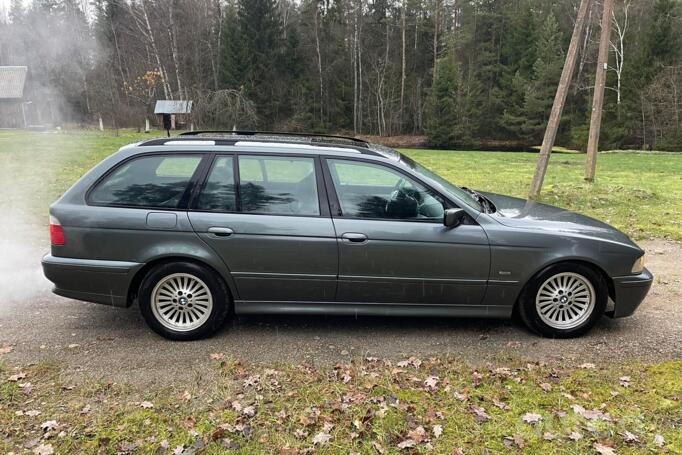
[1,129,680,240]
[1,357,680,454]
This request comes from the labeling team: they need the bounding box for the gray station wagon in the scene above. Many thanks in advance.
[42,132,653,340]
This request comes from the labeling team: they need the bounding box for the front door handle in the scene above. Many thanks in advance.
[207,227,234,237]
[341,232,368,243]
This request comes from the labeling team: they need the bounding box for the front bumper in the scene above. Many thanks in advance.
[609,267,654,318]
[41,254,142,307]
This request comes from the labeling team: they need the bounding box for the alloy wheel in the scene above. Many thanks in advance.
[535,272,596,330]
[151,273,213,332]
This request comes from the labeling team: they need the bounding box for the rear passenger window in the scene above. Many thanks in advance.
[238,156,320,216]
[196,156,236,211]
[89,155,201,208]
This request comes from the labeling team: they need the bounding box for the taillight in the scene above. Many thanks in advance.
[50,215,65,246]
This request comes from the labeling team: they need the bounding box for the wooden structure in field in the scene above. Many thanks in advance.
[0,66,28,128]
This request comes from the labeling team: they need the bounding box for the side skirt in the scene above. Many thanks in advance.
[234,301,513,319]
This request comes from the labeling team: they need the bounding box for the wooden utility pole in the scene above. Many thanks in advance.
[529,0,592,199]
[585,0,615,182]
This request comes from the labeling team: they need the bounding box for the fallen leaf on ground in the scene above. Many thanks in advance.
[493,398,510,410]
[503,434,524,448]
[569,431,583,441]
[424,376,439,389]
[210,353,225,361]
[432,424,443,438]
[371,441,385,453]
[41,420,58,431]
[593,442,616,455]
[311,432,331,445]
[621,431,639,444]
[471,405,490,424]
[653,434,665,447]
[543,432,556,441]
[407,426,426,442]
[521,412,542,424]
[8,372,26,382]
[397,439,416,449]
[453,391,468,401]
[33,444,54,455]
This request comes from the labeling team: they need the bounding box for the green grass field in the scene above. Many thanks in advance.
[1,129,680,239]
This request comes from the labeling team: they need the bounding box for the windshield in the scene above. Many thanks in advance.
[400,155,483,212]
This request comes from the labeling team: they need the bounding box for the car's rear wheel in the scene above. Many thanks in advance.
[518,263,607,338]
[139,261,230,340]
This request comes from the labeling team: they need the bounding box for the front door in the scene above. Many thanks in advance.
[188,154,337,303]
[324,158,490,306]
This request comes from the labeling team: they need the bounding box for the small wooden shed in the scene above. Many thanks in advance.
[0,66,28,128]
[154,100,193,130]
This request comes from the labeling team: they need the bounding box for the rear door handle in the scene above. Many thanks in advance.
[207,227,234,237]
[341,232,368,243]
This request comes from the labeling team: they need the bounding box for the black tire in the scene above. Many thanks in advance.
[518,263,608,338]
[138,261,230,341]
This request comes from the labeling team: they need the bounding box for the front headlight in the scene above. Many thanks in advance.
[631,255,645,274]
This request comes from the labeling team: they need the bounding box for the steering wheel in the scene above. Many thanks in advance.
[385,187,419,218]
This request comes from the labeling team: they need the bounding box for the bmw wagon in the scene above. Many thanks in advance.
[42,132,653,340]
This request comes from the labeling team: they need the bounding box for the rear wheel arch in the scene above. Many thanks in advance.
[127,256,235,308]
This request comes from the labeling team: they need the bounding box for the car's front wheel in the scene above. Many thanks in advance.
[139,261,230,340]
[518,263,607,338]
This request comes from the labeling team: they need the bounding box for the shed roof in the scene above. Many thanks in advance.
[0,66,27,99]
[154,100,193,114]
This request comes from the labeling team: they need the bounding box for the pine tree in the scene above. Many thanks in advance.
[520,14,563,143]
[425,55,463,148]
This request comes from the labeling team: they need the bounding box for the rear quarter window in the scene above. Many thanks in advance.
[89,155,201,208]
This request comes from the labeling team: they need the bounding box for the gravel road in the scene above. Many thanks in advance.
[1,228,680,387]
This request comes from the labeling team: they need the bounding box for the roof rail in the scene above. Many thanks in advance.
[179,130,370,148]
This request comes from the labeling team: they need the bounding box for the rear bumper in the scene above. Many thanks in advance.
[609,268,653,318]
[41,254,142,307]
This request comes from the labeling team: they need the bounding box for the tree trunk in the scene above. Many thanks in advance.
[529,0,592,199]
[400,0,406,130]
[168,0,184,98]
[314,5,324,123]
[432,0,440,84]
[585,0,615,182]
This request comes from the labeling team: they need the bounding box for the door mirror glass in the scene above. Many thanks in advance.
[444,208,466,228]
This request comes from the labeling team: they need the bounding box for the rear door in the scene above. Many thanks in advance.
[323,157,490,306]
[188,153,338,303]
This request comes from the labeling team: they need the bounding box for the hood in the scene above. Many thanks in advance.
[482,192,638,247]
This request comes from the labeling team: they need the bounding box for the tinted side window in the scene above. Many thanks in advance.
[196,156,236,211]
[328,159,445,220]
[238,156,320,216]
[89,155,201,208]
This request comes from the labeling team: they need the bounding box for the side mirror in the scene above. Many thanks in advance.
[444,208,466,228]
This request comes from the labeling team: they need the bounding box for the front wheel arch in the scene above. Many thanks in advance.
[514,259,615,313]
[514,260,611,338]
